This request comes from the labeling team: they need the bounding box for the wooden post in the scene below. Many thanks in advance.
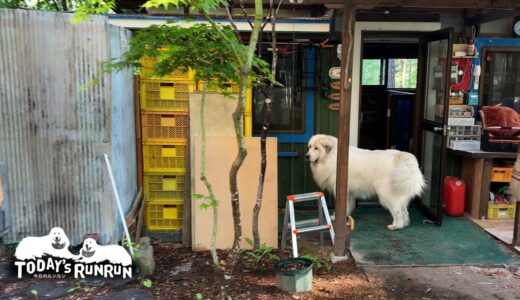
[513,202,520,247]
[333,3,355,257]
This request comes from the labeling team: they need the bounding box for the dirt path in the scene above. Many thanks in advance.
[1,241,520,299]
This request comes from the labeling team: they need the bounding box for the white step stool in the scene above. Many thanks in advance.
[281,192,335,257]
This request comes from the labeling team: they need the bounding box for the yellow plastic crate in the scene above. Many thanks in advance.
[141,112,188,142]
[487,202,516,219]
[140,56,195,81]
[144,173,185,202]
[140,79,194,112]
[145,200,183,231]
[491,167,513,182]
[142,142,187,173]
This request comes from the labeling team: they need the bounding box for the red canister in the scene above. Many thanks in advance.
[443,176,466,216]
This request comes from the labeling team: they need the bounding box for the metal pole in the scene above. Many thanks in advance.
[104,154,134,256]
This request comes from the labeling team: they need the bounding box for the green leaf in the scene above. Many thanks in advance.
[199,203,210,210]
[142,278,153,288]
[195,293,203,300]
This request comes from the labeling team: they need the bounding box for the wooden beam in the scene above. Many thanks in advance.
[332,2,355,258]
[309,0,520,9]
[466,9,520,25]
[514,200,520,246]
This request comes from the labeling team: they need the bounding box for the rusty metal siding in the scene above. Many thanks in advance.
[0,9,136,245]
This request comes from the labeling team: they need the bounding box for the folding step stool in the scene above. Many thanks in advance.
[281,192,335,257]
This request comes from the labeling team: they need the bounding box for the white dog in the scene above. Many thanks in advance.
[15,227,77,260]
[306,134,426,230]
[78,238,132,266]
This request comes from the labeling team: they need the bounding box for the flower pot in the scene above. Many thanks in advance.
[274,257,313,292]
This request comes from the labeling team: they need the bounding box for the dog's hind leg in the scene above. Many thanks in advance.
[346,193,356,217]
[402,204,410,227]
[384,197,405,230]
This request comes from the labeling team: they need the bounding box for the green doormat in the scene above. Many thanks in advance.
[351,207,520,266]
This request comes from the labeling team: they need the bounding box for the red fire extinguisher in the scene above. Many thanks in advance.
[443,176,466,216]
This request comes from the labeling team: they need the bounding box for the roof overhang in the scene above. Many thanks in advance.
[108,15,331,32]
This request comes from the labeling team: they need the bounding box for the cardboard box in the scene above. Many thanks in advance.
[449,97,464,104]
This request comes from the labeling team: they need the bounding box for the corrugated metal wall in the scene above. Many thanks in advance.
[0,9,136,245]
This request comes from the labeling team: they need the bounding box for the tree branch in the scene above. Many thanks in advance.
[239,0,254,29]
[202,10,245,66]
[224,4,243,43]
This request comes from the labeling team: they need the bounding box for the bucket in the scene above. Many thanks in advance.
[274,257,313,292]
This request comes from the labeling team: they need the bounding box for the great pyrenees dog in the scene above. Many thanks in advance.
[307,134,426,230]
[15,227,77,260]
[78,238,132,266]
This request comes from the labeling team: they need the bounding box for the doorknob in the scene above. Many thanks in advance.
[433,126,443,132]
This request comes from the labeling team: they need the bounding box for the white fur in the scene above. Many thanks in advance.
[306,134,426,230]
[78,238,132,266]
[15,227,77,260]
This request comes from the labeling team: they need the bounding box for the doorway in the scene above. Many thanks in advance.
[358,30,454,226]
[359,32,420,151]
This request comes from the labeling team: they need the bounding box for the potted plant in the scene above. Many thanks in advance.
[274,257,313,292]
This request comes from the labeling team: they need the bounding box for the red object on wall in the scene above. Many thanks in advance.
[451,58,472,91]
[443,176,466,216]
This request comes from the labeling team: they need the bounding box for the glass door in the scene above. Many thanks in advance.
[418,28,453,225]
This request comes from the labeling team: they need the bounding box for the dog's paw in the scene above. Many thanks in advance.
[387,224,397,230]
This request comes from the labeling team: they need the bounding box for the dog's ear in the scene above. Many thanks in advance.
[322,140,333,154]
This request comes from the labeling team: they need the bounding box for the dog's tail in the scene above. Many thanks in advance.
[390,152,426,197]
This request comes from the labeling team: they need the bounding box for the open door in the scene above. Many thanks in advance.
[417,28,453,225]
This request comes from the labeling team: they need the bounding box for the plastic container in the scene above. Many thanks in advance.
[140,79,194,112]
[491,167,513,182]
[443,176,466,216]
[143,173,185,202]
[140,56,195,81]
[141,112,188,142]
[142,142,187,173]
[487,202,516,219]
[274,258,313,292]
[145,200,183,231]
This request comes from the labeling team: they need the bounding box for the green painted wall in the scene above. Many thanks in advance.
[276,47,340,207]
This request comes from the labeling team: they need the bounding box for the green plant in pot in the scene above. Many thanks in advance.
[274,257,313,292]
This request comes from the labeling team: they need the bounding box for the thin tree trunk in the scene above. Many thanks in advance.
[252,0,277,250]
[199,81,219,268]
[198,82,226,298]
[226,0,263,276]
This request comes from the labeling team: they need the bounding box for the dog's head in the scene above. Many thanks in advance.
[306,134,336,164]
[48,227,69,250]
[80,238,98,258]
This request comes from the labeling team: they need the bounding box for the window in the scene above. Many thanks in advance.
[362,59,385,85]
[387,58,418,89]
[362,58,418,88]
[253,49,304,133]
[482,49,520,112]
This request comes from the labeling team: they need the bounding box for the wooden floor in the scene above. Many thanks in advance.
[467,214,515,245]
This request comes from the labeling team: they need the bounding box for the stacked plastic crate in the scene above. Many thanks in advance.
[140,57,195,233]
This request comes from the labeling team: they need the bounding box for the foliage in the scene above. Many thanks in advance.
[301,253,332,271]
[123,240,141,259]
[195,293,203,300]
[193,193,219,210]
[95,22,271,95]
[142,278,153,288]
[73,0,115,23]
[362,58,418,88]
[243,238,279,262]
[0,0,87,10]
